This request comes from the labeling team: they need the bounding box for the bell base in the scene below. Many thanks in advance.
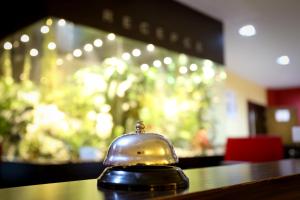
[97,165,189,191]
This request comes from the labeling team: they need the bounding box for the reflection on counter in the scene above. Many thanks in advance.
[0,18,226,162]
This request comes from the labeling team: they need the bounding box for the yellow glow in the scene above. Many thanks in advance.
[40,77,47,84]
[58,19,66,26]
[40,25,50,34]
[153,60,162,68]
[122,103,130,111]
[73,49,82,57]
[87,111,97,120]
[93,39,103,47]
[66,53,73,61]
[13,41,20,48]
[132,48,141,57]
[164,99,178,117]
[84,43,93,52]
[47,42,56,50]
[79,72,107,95]
[46,18,53,26]
[20,34,30,43]
[159,148,166,155]
[107,33,116,41]
[180,101,190,111]
[31,104,70,133]
[3,42,12,50]
[56,58,64,66]
[96,113,113,139]
[30,48,39,57]
[146,44,155,52]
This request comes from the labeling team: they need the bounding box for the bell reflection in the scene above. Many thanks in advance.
[100,188,186,200]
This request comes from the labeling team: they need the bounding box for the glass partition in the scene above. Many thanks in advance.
[0,18,226,162]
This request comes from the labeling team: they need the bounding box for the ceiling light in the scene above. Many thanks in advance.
[73,49,82,57]
[179,66,188,74]
[163,57,172,65]
[107,33,116,41]
[276,55,290,65]
[140,64,149,71]
[46,18,53,26]
[58,19,66,26]
[40,25,50,34]
[20,34,30,43]
[239,25,256,37]
[30,49,39,57]
[153,60,162,68]
[146,44,155,52]
[93,39,103,47]
[203,59,213,68]
[47,42,56,50]
[84,43,93,52]
[132,49,141,57]
[3,41,12,50]
[189,64,198,71]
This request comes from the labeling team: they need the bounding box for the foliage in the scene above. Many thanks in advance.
[0,19,225,162]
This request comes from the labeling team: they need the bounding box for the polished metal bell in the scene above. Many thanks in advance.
[98,121,189,191]
[103,121,178,166]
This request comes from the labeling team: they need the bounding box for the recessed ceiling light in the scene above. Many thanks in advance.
[47,42,56,50]
[132,49,141,57]
[276,55,290,65]
[83,43,93,52]
[73,49,82,57]
[93,39,103,47]
[30,48,39,57]
[107,33,116,41]
[146,44,155,52]
[3,41,12,50]
[20,34,30,43]
[239,25,256,37]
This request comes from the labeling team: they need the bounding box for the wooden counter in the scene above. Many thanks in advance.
[1,159,300,200]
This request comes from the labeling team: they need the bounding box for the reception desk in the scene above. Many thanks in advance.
[0,159,300,199]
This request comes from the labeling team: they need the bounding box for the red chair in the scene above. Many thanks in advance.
[225,136,283,163]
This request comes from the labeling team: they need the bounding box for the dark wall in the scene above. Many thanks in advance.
[0,1,46,39]
[0,0,224,64]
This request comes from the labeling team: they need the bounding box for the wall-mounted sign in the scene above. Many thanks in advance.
[275,109,291,122]
[1,0,224,64]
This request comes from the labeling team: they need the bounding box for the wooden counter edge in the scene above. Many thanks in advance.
[157,173,300,200]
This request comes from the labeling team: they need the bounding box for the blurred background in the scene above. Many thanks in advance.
[0,18,227,162]
[1,0,300,166]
